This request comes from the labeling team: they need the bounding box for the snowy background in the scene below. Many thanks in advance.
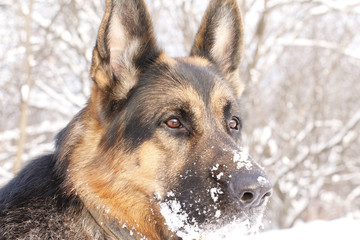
[245,218,360,240]
[1,0,360,238]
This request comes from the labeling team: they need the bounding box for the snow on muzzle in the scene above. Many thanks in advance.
[156,149,273,239]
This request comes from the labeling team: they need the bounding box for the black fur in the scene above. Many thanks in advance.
[0,147,82,239]
[0,124,112,239]
[0,155,60,209]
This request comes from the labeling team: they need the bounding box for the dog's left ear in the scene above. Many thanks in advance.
[190,0,244,96]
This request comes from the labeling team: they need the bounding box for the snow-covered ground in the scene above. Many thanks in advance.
[245,218,360,240]
[170,217,360,240]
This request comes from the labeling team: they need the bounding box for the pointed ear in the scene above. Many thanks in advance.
[190,0,244,96]
[90,0,161,99]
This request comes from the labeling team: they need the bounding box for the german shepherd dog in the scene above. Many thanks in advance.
[0,0,272,239]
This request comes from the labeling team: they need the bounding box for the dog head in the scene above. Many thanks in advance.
[63,0,272,239]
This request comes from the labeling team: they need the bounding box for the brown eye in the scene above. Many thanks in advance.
[229,117,241,130]
[165,118,182,129]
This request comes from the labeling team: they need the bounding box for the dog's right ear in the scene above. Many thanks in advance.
[90,0,161,100]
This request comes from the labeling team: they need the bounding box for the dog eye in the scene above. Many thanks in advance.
[229,117,241,130]
[165,118,182,129]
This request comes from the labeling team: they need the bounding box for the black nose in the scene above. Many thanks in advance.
[228,171,272,209]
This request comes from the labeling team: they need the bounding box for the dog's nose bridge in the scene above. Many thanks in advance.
[207,138,250,169]
[206,130,241,151]
[200,131,264,175]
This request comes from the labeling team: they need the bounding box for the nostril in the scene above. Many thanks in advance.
[240,191,254,202]
[261,189,273,200]
[263,191,271,198]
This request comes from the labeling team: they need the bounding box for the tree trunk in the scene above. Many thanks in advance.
[14,0,35,174]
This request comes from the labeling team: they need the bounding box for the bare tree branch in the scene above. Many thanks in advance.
[14,0,34,173]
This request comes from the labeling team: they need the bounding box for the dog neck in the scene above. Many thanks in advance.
[87,208,138,240]
[103,221,137,240]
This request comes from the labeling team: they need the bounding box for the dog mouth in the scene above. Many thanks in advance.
[157,189,270,239]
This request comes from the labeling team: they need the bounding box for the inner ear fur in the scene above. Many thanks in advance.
[90,0,161,100]
[190,0,244,96]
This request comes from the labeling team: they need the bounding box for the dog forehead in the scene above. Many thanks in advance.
[142,55,230,104]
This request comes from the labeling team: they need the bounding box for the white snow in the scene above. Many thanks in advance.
[211,164,220,171]
[160,199,360,240]
[216,172,224,180]
[244,218,360,240]
[214,210,221,218]
[159,189,265,240]
[232,150,252,170]
[257,176,268,187]
[159,197,202,240]
[202,219,254,240]
[20,84,30,100]
[210,187,223,203]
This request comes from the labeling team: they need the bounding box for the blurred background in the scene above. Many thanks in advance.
[0,0,359,231]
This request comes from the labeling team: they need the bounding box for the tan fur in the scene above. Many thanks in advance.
[179,56,211,67]
[211,82,235,127]
[227,70,245,97]
[66,124,174,239]
[90,49,109,91]
[211,12,235,71]
[157,52,177,66]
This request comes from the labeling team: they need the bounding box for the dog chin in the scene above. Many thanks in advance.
[159,197,267,240]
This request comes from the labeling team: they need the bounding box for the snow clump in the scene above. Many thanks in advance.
[233,150,252,170]
[159,195,202,240]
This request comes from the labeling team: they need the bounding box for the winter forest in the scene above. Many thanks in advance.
[0,0,359,234]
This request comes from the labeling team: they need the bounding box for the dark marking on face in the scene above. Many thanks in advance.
[97,59,228,151]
